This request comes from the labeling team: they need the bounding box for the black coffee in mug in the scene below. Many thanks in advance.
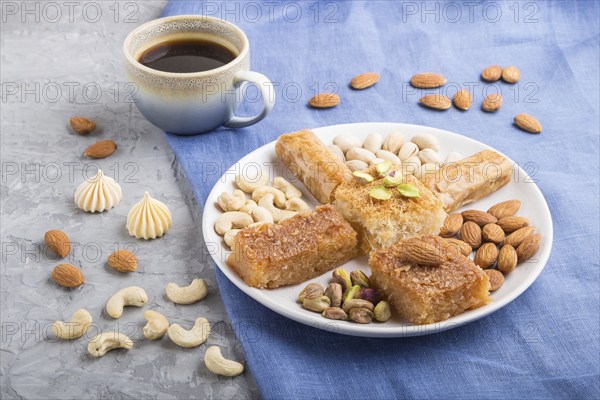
[138,38,237,73]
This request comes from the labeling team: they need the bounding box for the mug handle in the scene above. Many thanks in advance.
[224,71,275,128]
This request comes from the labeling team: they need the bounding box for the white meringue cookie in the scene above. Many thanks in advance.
[126,192,172,240]
[74,170,122,213]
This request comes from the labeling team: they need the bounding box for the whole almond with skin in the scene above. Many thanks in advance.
[516,233,541,262]
[308,93,340,108]
[481,65,503,82]
[419,94,452,110]
[410,73,447,88]
[443,238,472,257]
[474,243,499,269]
[482,93,503,112]
[484,269,505,291]
[482,223,505,244]
[440,213,463,238]
[487,200,521,219]
[70,117,96,135]
[460,221,483,249]
[453,89,473,110]
[497,245,518,275]
[462,210,498,226]
[502,66,521,83]
[350,72,380,90]
[503,226,535,248]
[84,140,117,159]
[108,250,138,273]
[44,229,70,258]
[51,264,84,288]
[497,216,529,233]
[403,239,444,266]
[514,114,542,133]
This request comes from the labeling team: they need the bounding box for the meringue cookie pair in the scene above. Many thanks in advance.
[74,170,172,239]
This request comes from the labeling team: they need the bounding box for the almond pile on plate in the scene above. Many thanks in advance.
[440,199,542,291]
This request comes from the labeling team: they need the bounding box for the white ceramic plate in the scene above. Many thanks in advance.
[202,123,553,338]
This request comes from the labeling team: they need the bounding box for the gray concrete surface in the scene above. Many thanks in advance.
[0,2,258,398]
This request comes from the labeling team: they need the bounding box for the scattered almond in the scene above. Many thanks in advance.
[443,238,472,257]
[482,223,505,244]
[453,89,473,110]
[503,226,535,248]
[70,116,96,135]
[497,245,518,275]
[403,239,444,266]
[497,216,529,233]
[487,200,521,220]
[502,66,521,83]
[83,140,117,159]
[482,93,503,112]
[350,72,380,90]
[484,269,505,291]
[460,221,483,249]
[419,94,452,110]
[51,264,84,288]
[514,113,542,133]
[308,93,340,108]
[440,213,463,238]
[516,233,541,262]
[410,73,447,88]
[474,243,499,269]
[462,210,498,226]
[44,229,70,258]
[481,65,503,82]
[108,250,138,273]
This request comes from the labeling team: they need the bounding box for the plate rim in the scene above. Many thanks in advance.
[202,122,554,338]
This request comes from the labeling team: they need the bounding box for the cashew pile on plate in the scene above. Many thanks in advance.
[330,131,462,180]
[215,171,311,248]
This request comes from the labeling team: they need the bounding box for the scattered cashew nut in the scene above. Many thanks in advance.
[204,346,244,377]
[217,190,246,212]
[167,317,210,348]
[224,229,240,247]
[251,186,287,208]
[215,212,253,235]
[272,177,302,199]
[52,308,92,340]
[235,173,268,193]
[88,332,133,357]
[251,206,274,225]
[286,197,311,212]
[143,310,169,340]
[239,200,257,214]
[258,194,297,222]
[166,278,208,305]
[106,286,148,319]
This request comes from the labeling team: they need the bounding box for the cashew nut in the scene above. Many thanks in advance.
[166,278,208,304]
[88,332,133,357]
[215,212,253,235]
[235,173,268,193]
[252,206,274,224]
[286,197,311,212]
[224,229,240,248]
[167,317,210,348]
[204,346,244,377]
[51,308,92,340]
[251,186,287,208]
[258,194,297,222]
[217,190,246,212]
[239,200,257,214]
[272,177,302,199]
[143,310,169,340]
[106,286,148,319]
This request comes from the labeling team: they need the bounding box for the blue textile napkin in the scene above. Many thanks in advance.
[160,1,599,398]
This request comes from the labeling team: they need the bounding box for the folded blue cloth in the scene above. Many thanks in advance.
[161,1,599,398]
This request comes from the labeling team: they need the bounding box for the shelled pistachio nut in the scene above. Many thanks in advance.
[302,296,330,313]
